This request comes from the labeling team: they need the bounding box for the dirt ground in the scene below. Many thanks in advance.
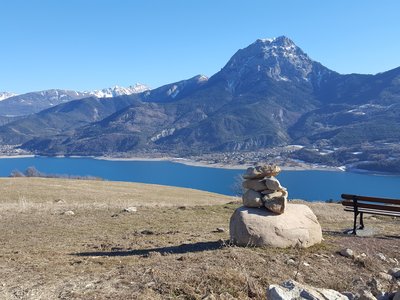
[0,178,399,299]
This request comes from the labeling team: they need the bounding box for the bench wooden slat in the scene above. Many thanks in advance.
[344,207,400,217]
[342,200,400,213]
[341,194,400,205]
[341,193,399,234]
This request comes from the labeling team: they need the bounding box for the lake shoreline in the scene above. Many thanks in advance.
[0,153,346,172]
[3,154,398,175]
[94,155,344,172]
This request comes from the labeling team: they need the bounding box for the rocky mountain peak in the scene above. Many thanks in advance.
[256,35,295,48]
[217,36,332,93]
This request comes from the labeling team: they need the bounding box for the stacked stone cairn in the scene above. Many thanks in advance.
[242,164,287,214]
[230,164,322,248]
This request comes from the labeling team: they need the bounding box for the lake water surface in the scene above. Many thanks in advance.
[1,157,400,201]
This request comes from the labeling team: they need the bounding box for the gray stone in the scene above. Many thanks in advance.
[267,280,348,300]
[242,179,267,192]
[389,267,400,278]
[230,204,322,248]
[264,176,283,190]
[340,248,354,258]
[394,291,400,300]
[263,195,287,214]
[242,189,263,208]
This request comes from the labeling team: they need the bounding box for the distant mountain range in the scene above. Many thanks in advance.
[1,36,400,172]
[0,84,149,117]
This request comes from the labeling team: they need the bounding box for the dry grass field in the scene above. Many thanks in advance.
[0,178,399,299]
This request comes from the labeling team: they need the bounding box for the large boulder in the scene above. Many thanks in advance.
[230,204,322,248]
[267,280,348,300]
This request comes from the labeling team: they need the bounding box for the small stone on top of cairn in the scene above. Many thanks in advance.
[241,164,287,214]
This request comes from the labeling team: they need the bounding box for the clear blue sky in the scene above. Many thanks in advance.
[1,0,399,93]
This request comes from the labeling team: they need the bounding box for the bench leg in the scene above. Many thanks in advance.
[359,212,364,229]
[352,211,358,234]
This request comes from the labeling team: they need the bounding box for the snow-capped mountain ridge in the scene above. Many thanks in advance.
[0,83,150,117]
[0,92,18,101]
[88,83,150,98]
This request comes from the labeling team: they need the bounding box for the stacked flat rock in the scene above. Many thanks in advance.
[242,164,287,214]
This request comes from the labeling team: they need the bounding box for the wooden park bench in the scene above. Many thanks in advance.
[341,194,400,234]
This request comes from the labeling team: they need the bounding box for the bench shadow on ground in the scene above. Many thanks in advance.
[323,229,400,239]
[72,240,226,257]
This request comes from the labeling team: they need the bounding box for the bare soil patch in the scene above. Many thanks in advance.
[0,178,399,299]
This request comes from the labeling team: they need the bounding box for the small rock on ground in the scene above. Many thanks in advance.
[376,252,386,261]
[340,248,354,258]
[62,210,75,216]
[123,207,137,213]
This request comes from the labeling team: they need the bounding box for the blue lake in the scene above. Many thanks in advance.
[1,156,400,201]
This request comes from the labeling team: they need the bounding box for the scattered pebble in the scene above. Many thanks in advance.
[303,262,310,267]
[388,258,399,265]
[340,248,354,258]
[123,207,137,213]
[62,210,75,216]
[376,252,386,261]
[286,258,296,265]
[215,227,225,233]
